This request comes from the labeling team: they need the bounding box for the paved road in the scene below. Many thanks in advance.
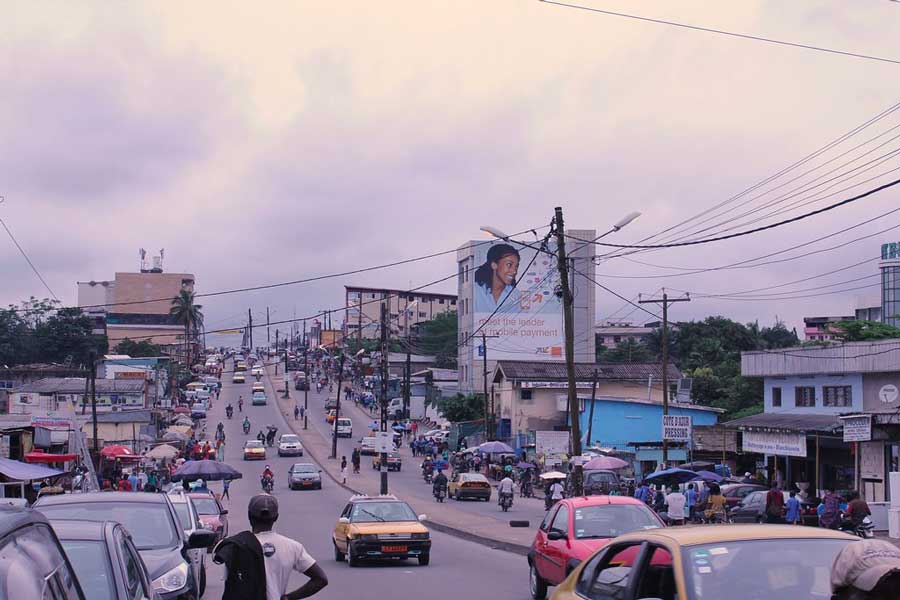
[201,363,529,600]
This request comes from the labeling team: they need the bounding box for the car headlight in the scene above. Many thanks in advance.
[355,534,378,541]
[152,563,189,593]
[411,533,430,540]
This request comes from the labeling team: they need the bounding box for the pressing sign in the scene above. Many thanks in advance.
[662,415,692,441]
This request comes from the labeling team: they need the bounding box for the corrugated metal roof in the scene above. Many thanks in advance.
[723,412,841,433]
[495,361,681,382]
[742,339,900,377]
[95,409,153,424]
[11,377,145,394]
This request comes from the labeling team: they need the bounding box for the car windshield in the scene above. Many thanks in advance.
[246,441,263,448]
[191,497,220,514]
[281,435,299,443]
[572,504,661,539]
[682,538,852,599]
[38,503,179,550]
[350,501,418,523]
[293,465,316,473]
[59,540,115,600]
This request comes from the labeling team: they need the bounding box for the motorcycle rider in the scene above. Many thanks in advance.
[498,473,515,508]
[226,403,233,418]
[521,468,534,497]
[432,469,448,499]
[238,396,244,412]
[242,416,251,433]
[847,491,872,527]
[261,465,274,492]
[422,457,434,482]
[257,430,266,443]
[266,428,277,447]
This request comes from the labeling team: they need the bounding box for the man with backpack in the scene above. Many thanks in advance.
[214,494,328,600]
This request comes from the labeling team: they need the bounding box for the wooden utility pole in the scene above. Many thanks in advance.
[480,332,499,440]
[303,341,309,430]
[586,369,599,449]
[267,306,271,345]
[639,290,690,466]
[89,350,98,459]
[248,309,254,351]
[331,352,347,459]
[553,206,583,496]
[379,302,390,495]
[275,330,280,374]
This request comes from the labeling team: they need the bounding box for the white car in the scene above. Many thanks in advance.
[359,437,377,455]
[336,418,352,438]
[278,434,304,457]
[251,367,264,377]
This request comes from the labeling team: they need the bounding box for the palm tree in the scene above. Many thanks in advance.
[170,290,204,365]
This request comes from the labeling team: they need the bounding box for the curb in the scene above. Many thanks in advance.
[265,368,530,556]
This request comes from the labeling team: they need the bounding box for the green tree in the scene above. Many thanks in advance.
[414,312,458,368]
[169,291,204,365]
[827,319,900,342]
[115,338,162,357]
[600,338,654,363]
[435,393,484,422]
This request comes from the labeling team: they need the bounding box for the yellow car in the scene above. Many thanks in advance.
[332,494,431,566]
[448,472,491,501]
[546,524,856,600]
[232,373,245,384]
[326,409,337,424]
[242,440,266,461]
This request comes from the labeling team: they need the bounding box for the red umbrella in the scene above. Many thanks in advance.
[173,406,190,414]
[100,445,134,458]
[25,450,78,463]
[583,456,629,471]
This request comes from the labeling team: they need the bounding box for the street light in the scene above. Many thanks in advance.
[479,225,510,240]
[613,211,641,232]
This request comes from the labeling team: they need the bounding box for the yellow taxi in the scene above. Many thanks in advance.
[545,524,856,600]
[242,440,266,461]
[326,409,337,424]
[232,372,245,384]
[448,472,491,501]
[332,494,431,567]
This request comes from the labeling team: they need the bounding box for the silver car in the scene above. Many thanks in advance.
[278,434,304,457]
[288,463,322,490]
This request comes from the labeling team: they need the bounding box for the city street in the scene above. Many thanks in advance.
[202,365,528,599]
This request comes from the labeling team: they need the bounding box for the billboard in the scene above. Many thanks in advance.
[473,240,563,361]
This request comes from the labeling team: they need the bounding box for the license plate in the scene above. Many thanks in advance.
[382,545,407,553]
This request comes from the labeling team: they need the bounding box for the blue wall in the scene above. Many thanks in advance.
[578,398,718,451]
[763,374,862,415]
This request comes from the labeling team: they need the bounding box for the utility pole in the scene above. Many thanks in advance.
[639,290,690,466]
[480,331,499,439]
[358,293,363,349]
[283,347,290,398]
[248,309,254,351]
[89,350,98,460]
[303,342,309,430]
[586,369,599,450]
[331,351,347,459]
[379,301,390,495]
[553,206,584,496]
[267,306,271,345]
[275,330,280,374]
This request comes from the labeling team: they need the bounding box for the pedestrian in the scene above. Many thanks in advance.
[765,483,785,524]
[217,440,226,462]
[785,489,801,525]
[222,478,231,500]
[119,473,133,492]
[820,488,842,529]
[686,483,698,522]
[128,470,139,492]
[294,405,300,420]
[830,539,900,600]
[634,482,650,504]
[351,449,360,474]
[146,471,159,493]
[214,494,328,600]
[341,457,348,484]
[300,405,305,419]
[665,487,687,525]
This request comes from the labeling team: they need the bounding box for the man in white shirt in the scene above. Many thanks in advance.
[550,481,565,500]
[665,488,687,526]
[249,494,328,600]
[498,475,515,505]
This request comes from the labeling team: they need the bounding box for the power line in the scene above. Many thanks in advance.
[539,0,900,66]
[0,199,59,301]
[571,268,662,320]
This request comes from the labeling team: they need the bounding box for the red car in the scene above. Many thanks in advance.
[720,483,766,509]
[188,492,229,548]
[528,495,665,600]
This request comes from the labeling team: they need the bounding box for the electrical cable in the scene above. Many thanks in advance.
[0,201,59,301]
[539,0,900,66]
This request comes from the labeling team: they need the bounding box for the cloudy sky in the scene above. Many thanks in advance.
[3,1,900,340]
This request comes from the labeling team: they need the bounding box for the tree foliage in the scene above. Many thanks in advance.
[596,337,654,363]
[826,319,900,342]
[435,393,483,422]
[169,291,203,364]
[414,312,458,368]
[115,338,162,357]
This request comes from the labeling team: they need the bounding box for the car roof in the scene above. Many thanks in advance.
[460,473,488,479]
[612,524,857,547]
[292,463,316,468]
[0,505,49,535]
[48,519,114,542]
[348,494,403,503]
[35,491,170,507]
[565,495,649,508]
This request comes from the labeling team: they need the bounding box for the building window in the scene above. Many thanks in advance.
[795,386,816,407]
[520,389,533,403]
[613,336,621,343]
[772,387,782,407]
[439,298,445,304]
[823,385,852,407]
[451,300,456,306]
[419,311,427,318]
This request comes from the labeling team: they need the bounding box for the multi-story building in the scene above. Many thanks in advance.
[343,286,456,340]
[882,241,900,327]
[595,321,656,349]
[802,315,854,341]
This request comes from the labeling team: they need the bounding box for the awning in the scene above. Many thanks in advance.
[0,457,64,481]
[24,450,77,464]
[723,412,841,434]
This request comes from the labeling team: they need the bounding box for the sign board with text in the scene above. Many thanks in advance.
[374,431,394,453]
[662,415,692,442]
[842,415,872,442]
[742,431,807,458]
[535,430,570,457]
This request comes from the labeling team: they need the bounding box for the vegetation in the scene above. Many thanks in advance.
[0,297,107,368]
[169,291,204,365]
[825,319,900,342]
[114,338,162,357]
[434,392,483,422]
[413,312,458,368]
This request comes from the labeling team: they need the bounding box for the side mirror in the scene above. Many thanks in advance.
[547,531,566,541]
[221,509,228,515]
[188,529,218,549]
[318,470,322,473]
[338,517,350,524]
[418,514,427,521]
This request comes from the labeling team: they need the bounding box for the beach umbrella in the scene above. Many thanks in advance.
[583,456,629,471]
[690,470,723,483]
[146,444,179,460]
[479,441,514,454]
[162,431,189,442]
[539,471,567,480]
[644,468,698,486]
[100,445,134,458]
[170,460,243,482]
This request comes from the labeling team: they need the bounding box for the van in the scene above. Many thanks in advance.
[387,398,403,418]
[336,418,352,438]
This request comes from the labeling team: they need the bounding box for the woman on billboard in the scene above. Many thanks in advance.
[474,243,521,311]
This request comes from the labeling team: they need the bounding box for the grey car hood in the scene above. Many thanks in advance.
[139,544,188,581]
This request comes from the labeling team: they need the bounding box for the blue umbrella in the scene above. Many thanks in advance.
[171,459,243,482]
[690,470,723,483]
[516,461,535,469]
[644,468,697,486]
[479,441,514,454]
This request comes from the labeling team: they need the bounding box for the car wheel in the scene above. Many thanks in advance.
[530,562,548,600]
[334,541,345,562]
[199,564,207,597]
[418,553,430,566]
[348,545,359,567]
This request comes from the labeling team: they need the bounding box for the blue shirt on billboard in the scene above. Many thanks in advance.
[474,282,518,313]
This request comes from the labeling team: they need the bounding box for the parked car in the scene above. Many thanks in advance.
[359,436,378,455]
[720,483,767,509]
[449,472,491,501]
[372,452,402,471]
[289,463,323,490]
[278,434,304,457]
[294,378,309,391]
[167,492,207,594]
[332,494,431,566]
[547,525,856,600]
[186,492,228,548]
[0,505,86,599]
[51,519,160,600]
[730,490,819,526]
[528,495,665,599]
[582,470,621,495]
[34,492,216,600]
[190,402,207,419]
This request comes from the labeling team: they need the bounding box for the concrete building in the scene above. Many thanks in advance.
[343,286,456,340]
[6,377,148,416]
[595,321,655,349]
[882,241,900,327]
[456,230,596,395]
[802,316,854,341]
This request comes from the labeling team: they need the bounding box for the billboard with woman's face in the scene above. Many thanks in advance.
[472,240,564,360]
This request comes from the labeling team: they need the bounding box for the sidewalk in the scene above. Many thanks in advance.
[265,365,534,555]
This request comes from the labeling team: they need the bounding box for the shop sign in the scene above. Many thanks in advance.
[742,431,807,457]
[842,415,872,442]
[662,415,692,442]
[115,371,146,379]
[536,430,570,456]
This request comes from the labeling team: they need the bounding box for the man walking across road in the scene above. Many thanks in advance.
[665,487,687,526]
[222,478,231,501]
[765,483,785,524]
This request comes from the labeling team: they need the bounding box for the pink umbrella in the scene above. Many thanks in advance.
[583,456,629,471]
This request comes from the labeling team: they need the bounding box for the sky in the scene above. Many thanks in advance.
[2,1,900,341]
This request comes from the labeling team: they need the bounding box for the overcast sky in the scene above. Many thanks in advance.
[3,1,900,340]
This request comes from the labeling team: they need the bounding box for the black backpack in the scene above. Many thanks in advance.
[213,531,266,600]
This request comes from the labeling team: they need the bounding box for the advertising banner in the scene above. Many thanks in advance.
[472,240,563,360]
[742,431,807,458]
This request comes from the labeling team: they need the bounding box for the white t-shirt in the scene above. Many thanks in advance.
[666,492,687,519]
[498,478,515,494]
[550,483,564,500]
[255,531,317,600]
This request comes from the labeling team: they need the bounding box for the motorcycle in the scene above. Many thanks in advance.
[242,420,251,435]
[840,516,875,539]
[266,429,277,447]
[423,466,433,484]
[520,479,533,499]
[261,475,274,493]
[499,492,513,512]
[433,486,446,503]
[226,406,233,419]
